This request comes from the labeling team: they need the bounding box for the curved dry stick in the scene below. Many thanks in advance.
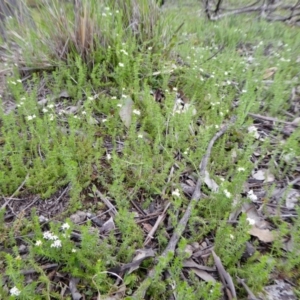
[132,117,236,299]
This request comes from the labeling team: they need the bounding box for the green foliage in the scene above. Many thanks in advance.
[1,0,300,298]
[214,214,250,268]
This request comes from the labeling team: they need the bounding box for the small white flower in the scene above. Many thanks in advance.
[50,235,58,241]
[104,6,110,10]
[148,47,153,50]
[118,62,124,67]
[116,9,119,13]
[82,111,87,115]
[111,96,117,100]
[246,217,256,225]
[138,134,143,138]
[172,189,180,197]
[10,81,17,85]
[219,112,224,116]
[43,231,52,240]
[237,167,245,172]
[17,79,22,83]
[10,286,21,296]
[106,153,112,160]
[35,240,42,246]
[102,119,108,123]
[133,109,141,116]
[224,189,231,198]
[215,125,219,129]
[183,148,189,155]
[61,223,70,230]
[224,71,228,76]
[102,12,107,16]
[121,94,127,98]
[43,231,58,240]
[72,248,77,253]
[27,115,36,121]
[42,108,48,113]
[247,190,258,202]
[51,240,62,248]
[48,104,54,109]
[172,87,178,92]
[49,114,54,121]
[20,97,26,101]
[229,234,234,240]
[117,104,122,108]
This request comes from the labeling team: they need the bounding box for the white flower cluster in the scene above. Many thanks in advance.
[10,286,21,296]
[38,223,69,249]
[9,286,21,296]
[172,189,181,197]
[42,231,62,248]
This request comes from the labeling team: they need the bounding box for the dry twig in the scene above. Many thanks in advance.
[144,202,171,246]
[203,0,300,25]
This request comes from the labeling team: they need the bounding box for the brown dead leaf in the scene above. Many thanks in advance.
[252,169,275,182]
[249,226,275,243]
[242,202,270,229]
[263,67,277,80]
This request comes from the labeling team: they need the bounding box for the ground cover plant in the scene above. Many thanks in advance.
[0,0,300,299]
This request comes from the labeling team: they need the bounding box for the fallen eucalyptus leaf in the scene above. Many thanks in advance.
[252,169,275,182]
[249,227,275,243]
[263,67,277,80]
[191,268,216,283]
